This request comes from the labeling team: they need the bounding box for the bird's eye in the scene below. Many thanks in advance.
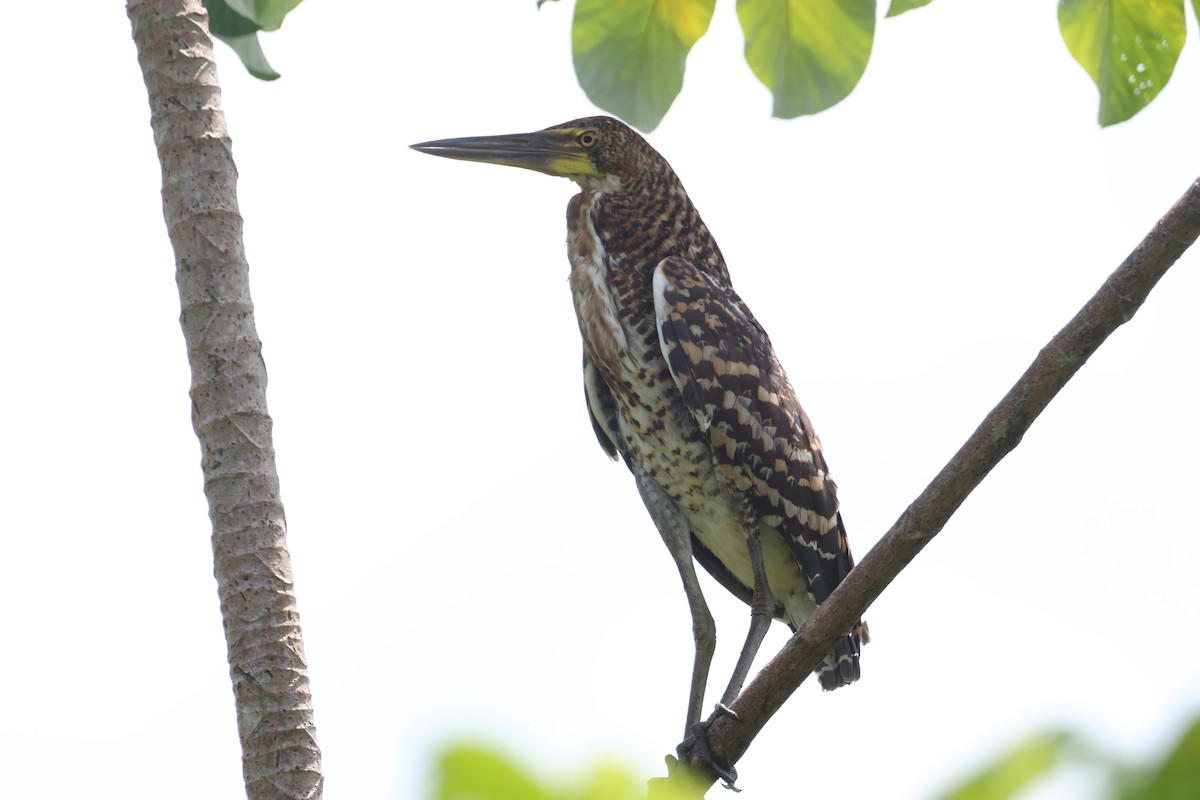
[578,130,598,148]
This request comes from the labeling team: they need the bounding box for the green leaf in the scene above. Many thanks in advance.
[432,743,552,800]
[203,0,284,80]
[736,0,876,119]
[214,32,281,80]
[204,0,261,37]
[1058,0,1187,126]
[572,0,716,132]
[887,0,933,17]
[224,0,304,31]
[939,731,1073,800]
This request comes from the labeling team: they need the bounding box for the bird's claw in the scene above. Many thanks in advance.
[675,704,741,791]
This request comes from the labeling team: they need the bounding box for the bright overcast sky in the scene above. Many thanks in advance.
[4,3,1199,799]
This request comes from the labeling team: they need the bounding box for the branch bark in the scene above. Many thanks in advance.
[126,2,322,797]
[671,174,1200,792]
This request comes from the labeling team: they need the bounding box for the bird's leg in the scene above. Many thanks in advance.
[633,468,716,740]
[635,469,740,790]
[717,528,774,707]
[672,530,771,793]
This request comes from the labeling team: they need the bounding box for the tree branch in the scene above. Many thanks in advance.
[675,174,1200,791]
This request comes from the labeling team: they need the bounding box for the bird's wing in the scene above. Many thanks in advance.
[583,355,624,463]
[652,256,854,606]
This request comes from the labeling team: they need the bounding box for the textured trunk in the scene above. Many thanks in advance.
[126,2,322,797]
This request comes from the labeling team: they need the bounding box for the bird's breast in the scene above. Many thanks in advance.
[568,193,630,366]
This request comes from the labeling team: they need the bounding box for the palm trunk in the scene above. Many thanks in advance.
[126,2,323,797]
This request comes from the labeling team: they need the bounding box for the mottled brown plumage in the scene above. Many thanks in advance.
[411,117,867,752]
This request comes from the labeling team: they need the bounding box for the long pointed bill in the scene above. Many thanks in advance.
[410,130,599,180]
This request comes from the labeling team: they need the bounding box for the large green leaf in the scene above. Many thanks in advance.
[1058,0,1187,126]
[887,0,934,17]
[939,731,1074,800]
[736,0,875,118]
[572,0,716,132]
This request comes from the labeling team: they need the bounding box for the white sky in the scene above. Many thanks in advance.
[3,2,1199,799]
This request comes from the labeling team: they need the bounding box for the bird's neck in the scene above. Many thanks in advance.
[583,180,729,287]
[566,180,730,375]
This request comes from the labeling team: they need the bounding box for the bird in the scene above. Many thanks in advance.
[411,116,867,777]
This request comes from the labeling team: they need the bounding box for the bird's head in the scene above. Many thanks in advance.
[410,116,664,194]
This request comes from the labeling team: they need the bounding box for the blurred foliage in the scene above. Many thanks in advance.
[431,715,1200,799]
[940,715,1200,800]
[536,0,1200,131]
[429,741,699,800]
[939,730,1081,800]
[1115,716,1200,800]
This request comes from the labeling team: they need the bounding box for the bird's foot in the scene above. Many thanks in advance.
[675,703,740,792]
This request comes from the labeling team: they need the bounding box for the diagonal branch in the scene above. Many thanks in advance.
[672,174,1200,791]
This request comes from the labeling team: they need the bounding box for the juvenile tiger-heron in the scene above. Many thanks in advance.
[412,117,867,784]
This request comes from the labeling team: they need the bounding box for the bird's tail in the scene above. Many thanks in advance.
[818,620,870,691]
